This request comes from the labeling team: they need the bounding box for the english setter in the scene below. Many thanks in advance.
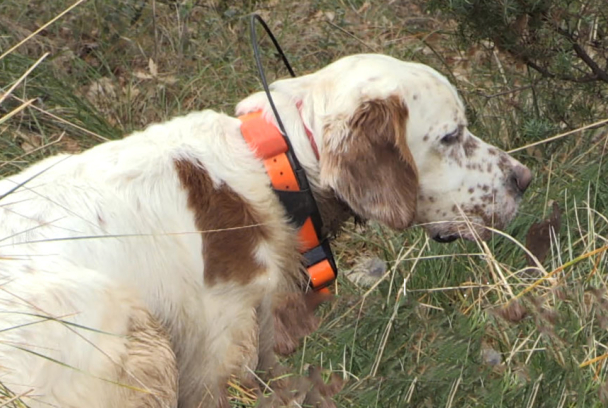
[0,54,531,407]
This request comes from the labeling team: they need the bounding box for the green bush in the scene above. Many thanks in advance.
[429,0,607,145]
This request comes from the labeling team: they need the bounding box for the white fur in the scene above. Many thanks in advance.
[0,54,529,408]
[0,111,286,407]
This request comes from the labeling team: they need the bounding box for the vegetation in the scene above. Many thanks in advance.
[1,0,607,406]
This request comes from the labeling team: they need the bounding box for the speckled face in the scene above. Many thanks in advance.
[413,130,530,241]
[403,71,532,242]
[268,54,532,241]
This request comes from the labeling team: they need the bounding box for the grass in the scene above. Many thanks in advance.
[1,0,608,407]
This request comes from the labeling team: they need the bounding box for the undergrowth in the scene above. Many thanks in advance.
[1,0,607,407]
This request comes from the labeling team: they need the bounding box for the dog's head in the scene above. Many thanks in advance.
[242,54,532,241]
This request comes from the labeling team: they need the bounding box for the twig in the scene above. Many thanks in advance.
[0,53,49,105]
[526,60,599,83]
[514,244,608,300]
[0,132,65,170]
[580,352,608,368]
[0,387,33,407]
[0,0,88,61]
[477,84,534,99]
[508,118,608,153]
[0,98,36,126]
[556,26,608,83]
[8,94,109,142]
[325,20,378,53]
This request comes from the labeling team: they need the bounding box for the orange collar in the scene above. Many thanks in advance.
[239,111,336,292]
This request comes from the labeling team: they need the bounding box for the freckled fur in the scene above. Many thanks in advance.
[0,53,529,408]
[320,96,418,230]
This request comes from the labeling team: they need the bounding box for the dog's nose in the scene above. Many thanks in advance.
[510,165,533,193]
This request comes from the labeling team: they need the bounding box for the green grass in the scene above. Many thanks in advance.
[1,0,608,407]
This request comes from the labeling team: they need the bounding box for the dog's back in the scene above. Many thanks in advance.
[0,108,304,407]
[0,123,192,407]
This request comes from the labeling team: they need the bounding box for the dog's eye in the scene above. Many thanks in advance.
[440,130,460,145]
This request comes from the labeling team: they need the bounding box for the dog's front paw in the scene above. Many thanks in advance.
[256,365,344,408]
[272,291,332,355]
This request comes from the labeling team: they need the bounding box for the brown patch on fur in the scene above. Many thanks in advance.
[462,135,479,157]
[322,95,418,230]
[447,147,463,166]
[174,159,269,285]
[497,154,511,174]
[463,202,501,229]
[480,194,493,203]
[273,291,332,355]
[313,190,356,238]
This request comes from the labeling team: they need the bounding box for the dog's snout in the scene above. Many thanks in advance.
[510,165,533,193]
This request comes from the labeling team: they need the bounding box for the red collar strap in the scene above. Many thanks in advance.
[239,111,337,293]
[296,101,320,160]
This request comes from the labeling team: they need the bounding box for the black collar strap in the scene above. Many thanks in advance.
[239,111,337,292]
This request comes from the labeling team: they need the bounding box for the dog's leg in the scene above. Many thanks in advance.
[256,296,278,376]
[175,337,228,408]
[0,261,178,408]
[118,307,178,408]
[176,293,262,408]
[273,291,332,355]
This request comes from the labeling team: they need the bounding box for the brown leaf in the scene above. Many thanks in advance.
[59,135,81,154]
[495,300,527,323]
[17,130,42,153]
[148,58,158,77]
[525,201,561,268]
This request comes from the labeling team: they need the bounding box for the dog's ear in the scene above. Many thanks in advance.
[320,95,418,230]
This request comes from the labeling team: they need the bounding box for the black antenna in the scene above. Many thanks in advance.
[248,15,338,287]
[249,14,308,188]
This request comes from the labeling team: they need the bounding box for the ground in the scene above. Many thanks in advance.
[1,1,608,406]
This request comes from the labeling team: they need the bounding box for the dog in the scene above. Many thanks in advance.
[0,54,532,407]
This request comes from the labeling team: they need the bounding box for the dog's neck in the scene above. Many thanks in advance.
[285,101,356,238]
[236,92,353,237]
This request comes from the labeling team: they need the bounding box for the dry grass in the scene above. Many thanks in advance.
[1,0,608,406]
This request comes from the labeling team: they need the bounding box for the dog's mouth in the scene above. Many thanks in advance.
[428,223,494,243]
[432,233,459,243]
[424,208,516,243]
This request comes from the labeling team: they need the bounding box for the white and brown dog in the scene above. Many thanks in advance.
[0,54,531,407]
